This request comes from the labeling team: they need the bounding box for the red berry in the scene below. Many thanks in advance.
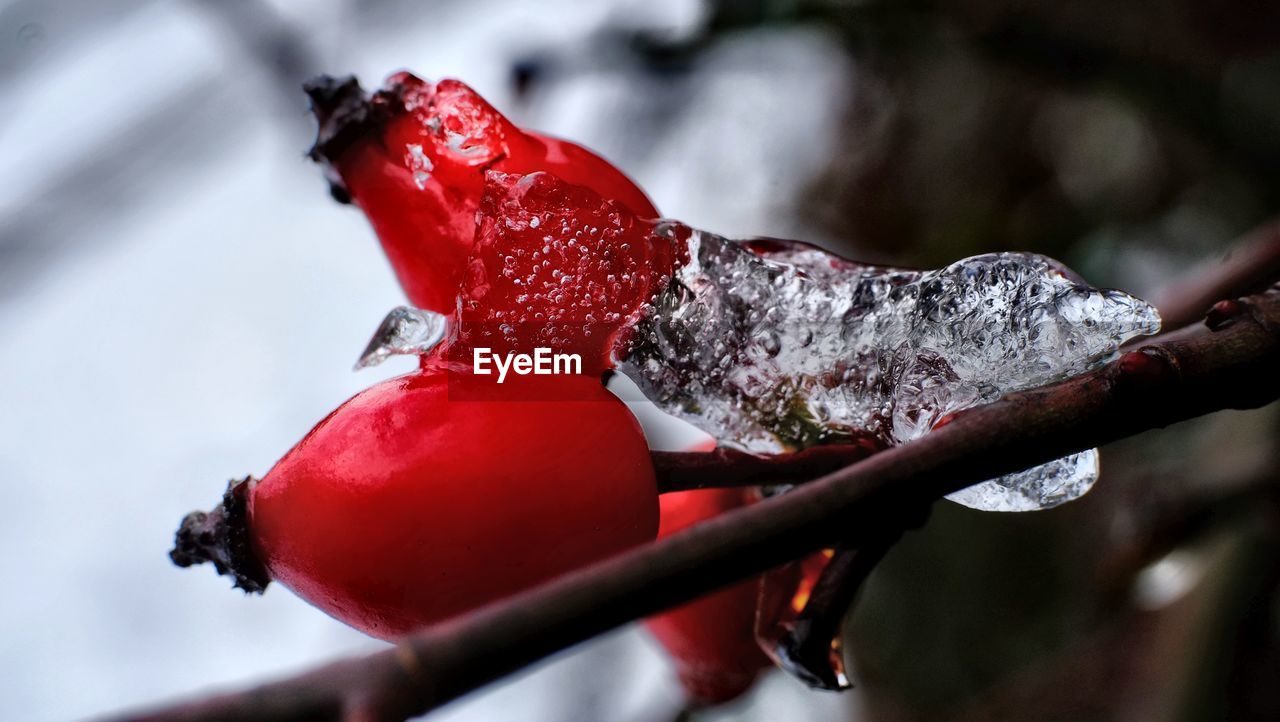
[644,488,771,704]
[173,369,658,639]
[307,73,659,313]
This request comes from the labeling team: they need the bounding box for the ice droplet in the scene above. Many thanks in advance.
[445,129,489,158]
[944,451,1099,511]
[355,306,448,370]
[619,229,1161,512]
[405,144,434,190]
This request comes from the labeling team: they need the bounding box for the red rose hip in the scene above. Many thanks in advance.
[172,369,658,639]
[645,487,772,704]
[307,73,659,313]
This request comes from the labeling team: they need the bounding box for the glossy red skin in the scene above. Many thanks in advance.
[332,73,659,313]
[454,171,675,376]
[645,487,772,704]
[248,370,658,639]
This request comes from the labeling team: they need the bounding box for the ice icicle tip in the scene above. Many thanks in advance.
[355,306,449,370]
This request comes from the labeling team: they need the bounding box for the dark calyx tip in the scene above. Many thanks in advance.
[303,73,405,205]
[303,74,360,109]
[305,76,363,155]
[170,476,271,594]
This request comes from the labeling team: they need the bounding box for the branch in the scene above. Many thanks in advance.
[1156,218,1280,330]
[772,535,900,690]
[652,443,880,493]
[107,287,1280,722]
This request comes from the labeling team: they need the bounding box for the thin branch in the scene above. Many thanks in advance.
[104,285,1280,722]
[773,534,900,690]
[652,443,880,493]
[1156,218,1280,330]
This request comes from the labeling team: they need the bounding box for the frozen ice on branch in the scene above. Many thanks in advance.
[620,229,1161,511]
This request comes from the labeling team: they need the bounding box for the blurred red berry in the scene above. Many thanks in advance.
[645,487,772,704]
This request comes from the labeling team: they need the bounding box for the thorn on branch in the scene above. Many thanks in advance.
[1116,347,1179,390]
[1205,299,1247,331]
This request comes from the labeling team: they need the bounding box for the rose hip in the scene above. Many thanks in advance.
[172,369,658,639]
[307,73,658,313]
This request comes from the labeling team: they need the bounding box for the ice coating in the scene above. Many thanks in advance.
[619,228,1161,511]
[455,171,673,374]
[355,306,448,370]
[943,452,1100,511]
[395,76,509,169]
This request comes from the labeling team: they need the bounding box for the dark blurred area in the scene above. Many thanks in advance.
[1,1,1277,720]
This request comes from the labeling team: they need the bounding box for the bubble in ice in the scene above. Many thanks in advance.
[355,306,448,370]
[618,228,1162,511]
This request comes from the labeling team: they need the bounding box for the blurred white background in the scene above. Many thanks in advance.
[0,0,862,719]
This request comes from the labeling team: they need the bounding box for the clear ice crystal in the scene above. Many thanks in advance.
[943,450,1100,512]
[619,228,1161,512]
[355,306,449,370]
[405,144,434,190]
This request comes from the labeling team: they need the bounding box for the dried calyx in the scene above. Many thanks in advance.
[303,74,408,204]
[169,477,271,594]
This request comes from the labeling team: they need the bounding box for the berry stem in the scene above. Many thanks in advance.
[652,443,881,494]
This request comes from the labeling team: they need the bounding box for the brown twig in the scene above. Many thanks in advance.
[103,286,1280,722]
[1156,218,1280,330]
[652,443,881,493]
[773,535,901,690]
